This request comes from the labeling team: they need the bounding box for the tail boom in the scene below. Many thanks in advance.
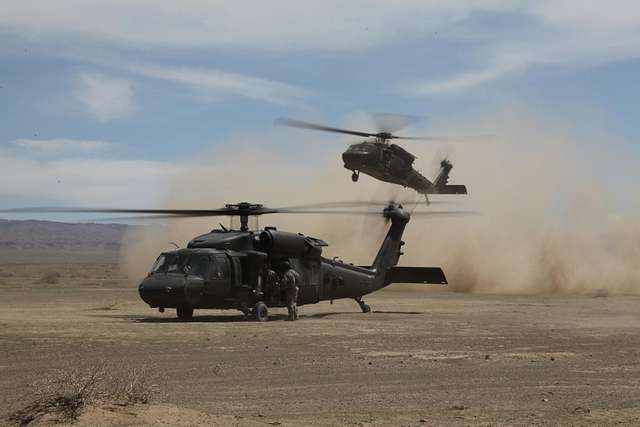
[371,206,410,272]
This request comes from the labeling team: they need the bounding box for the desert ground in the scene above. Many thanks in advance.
[1,262,640,426]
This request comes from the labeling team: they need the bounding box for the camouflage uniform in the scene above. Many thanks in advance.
[263,268,281,304]
[282,268,301,321]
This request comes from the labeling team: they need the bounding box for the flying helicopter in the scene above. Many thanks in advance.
[275,116,469,201]
[1,201,471,321]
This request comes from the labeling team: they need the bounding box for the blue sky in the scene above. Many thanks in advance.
[1,1,639,213]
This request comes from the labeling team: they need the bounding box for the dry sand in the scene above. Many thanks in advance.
[1,263,640,426]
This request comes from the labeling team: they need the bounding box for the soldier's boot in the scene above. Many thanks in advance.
[286,305,294,321]
[239,303,252,319]
[293,305,299,320]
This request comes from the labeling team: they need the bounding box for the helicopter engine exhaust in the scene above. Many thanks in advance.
[259,229,323,258]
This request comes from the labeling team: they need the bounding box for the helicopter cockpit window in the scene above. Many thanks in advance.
[150,253,185,274]
[349,144,369,153]
[165,256,182,273]
[150,255,166,274]
[184,254,210,277]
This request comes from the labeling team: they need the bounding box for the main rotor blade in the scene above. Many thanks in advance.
[281,200,450,210]
[275,117,490,142]
[1,205,477,219]
[0,207,243,216]
[278,208,477,217]
[370,112,421,134]
[395,134,493,142]
[88,214,216,222]
[409,210,479,217]
[274,118,377,138]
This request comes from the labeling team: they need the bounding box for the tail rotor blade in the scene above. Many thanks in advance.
[433,144,457,172]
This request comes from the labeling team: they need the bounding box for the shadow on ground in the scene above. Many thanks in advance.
[92,310,426,322]
[91,313,295,323]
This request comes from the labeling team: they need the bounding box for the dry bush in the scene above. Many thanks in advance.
[7,361,158,426]
[37,272,61,285]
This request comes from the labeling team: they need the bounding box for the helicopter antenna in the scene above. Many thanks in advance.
[219,223,228,232]
[169,242,179,249]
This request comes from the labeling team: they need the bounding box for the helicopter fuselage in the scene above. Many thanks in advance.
[138,246,384,310]
[342,140,467,196]
[138,206,447,319]
[342,141,432,191]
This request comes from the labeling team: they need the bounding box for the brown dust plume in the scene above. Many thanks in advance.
[120,112,640,295]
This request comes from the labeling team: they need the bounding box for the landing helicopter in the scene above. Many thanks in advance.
[1,202,470,321]
[275,117,468,200]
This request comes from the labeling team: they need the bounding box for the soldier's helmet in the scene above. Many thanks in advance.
[280,261,292,270]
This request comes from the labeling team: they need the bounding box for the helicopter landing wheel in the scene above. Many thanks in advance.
[253,301,269,322]
[351,171,359,182]
[176,306,194,320]
[354,297,371,313]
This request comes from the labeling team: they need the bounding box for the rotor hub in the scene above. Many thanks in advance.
[375,132,393,142]
[225,202,264,213]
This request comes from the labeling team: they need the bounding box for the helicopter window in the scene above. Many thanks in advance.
[150,255,166,274]
[150,253,184,274]
[185,254,209,277]
[208,258,219,278]
[166,256,182,273]
[311,262,320,285]
[214,255,229,280]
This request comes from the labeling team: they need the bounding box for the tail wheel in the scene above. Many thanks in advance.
[176,306,194,320]
[351,171,359,182]
[253,302,269,322]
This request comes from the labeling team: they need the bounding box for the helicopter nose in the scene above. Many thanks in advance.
[139,276,186,308]
[342,149,371,167]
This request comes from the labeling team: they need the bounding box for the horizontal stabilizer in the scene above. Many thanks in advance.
[429,184,467,195]
[386,266,447,285]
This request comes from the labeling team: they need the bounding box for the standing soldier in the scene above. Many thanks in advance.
[282,264,301,321]
[260,262,281,304]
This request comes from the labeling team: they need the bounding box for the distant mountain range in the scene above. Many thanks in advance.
[0,219,134,263]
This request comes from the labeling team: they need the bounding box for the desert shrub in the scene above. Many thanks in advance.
[7,361,158,426]
[37,272,61,285]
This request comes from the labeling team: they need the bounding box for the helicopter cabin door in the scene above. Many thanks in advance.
[204,254,231,299]
[296,259,320,304]
[382,148,392,178]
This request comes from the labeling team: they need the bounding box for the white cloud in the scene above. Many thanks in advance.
[0,1,481,51]
[75,73,136,121]
[2,1,640,94]
[0,155,180,206]
[12,138,112,152]
[122,62,309,106]
[406,61,525,96]
[403,1,640,94]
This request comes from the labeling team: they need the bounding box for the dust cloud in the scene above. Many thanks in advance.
[120,111,640,295]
